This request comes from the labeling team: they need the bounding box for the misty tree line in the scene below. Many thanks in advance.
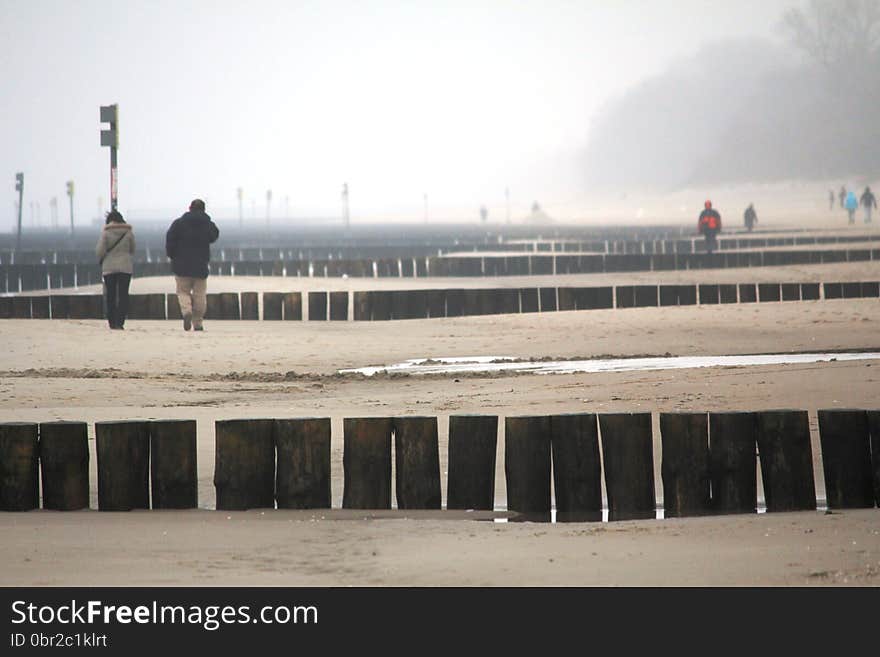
[583,0,880,189]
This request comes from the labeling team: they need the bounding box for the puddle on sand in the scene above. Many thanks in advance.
[340,352,880,377]
[494,502,828,523]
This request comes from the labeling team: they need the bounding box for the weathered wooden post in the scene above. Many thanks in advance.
[241,292,259,320]
[353,291,371,321]
[95,420,150,511]
[755,410,816,512]
[598,413,656,521]
[719,284,738,304]
[446,415,497,510]
[519,288,539,313]
[205,293,222,320]
[31,296,50,318]
[550,413,602,522]
[329,291,348,321]
[38,421,89,510]
[150,419,198,509]
[659,285,678,306]
[343,417,392,509]
[283,292,302,320]
[758,283,781,302]
[393,416,441,509]
[275,418,331,509]
[217,292,239,319]
[869,411,880,507]
[166,293,182,320]
[539,287,557,312]
[615,286,635,308]
[263,292,283,320]
[659,412,710,517]
[370,291,392,320]
[800,283,820,300]
[504,416,551,520]
[634,285,658,307]
[781,283,800,301]
[463,289,483,316]
[0,422,39,511]
[817,409,874,509]
[49,295,70,319]
[557,287,576,311]
[708,411,757,514]
[498,289,520,314]
[426,289,446,318]
[308,291,328,321]
[11,296,32,318]
[214,419,275,510]
[445,289,465,316]
[698,284,719,304]
[738,283,757,303]
[127,294,149,319]
[677,285,697,305]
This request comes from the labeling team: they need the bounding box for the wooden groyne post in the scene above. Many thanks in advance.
[275,418,331,509]
[446,415,497,511]
[95,420,150,511]
[38,421,89,510]
[214,419,275,510]
[598,413,656,521]
[0,422,39,511]
[342,417,392,509]
[150,419,198,509]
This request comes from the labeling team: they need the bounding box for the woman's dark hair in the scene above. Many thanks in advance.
[105,210,125,225]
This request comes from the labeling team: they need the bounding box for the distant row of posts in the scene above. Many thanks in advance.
[11,173,75,252]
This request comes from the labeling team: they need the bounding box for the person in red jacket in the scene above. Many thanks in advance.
[697,200,722,253]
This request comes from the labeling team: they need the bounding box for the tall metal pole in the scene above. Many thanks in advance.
[266,189,272,226]
[110,145,118,211]
[14,172,23,252]
[100,104,119,212]
[66,180,75,236]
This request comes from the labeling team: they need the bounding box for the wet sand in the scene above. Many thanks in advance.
[1,259,879,586]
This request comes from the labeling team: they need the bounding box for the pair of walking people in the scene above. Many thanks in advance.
[96,199,219,331]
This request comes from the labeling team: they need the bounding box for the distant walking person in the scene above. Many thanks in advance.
[96,210,135,330]
[845,190,859,224]
[829,189,835,211]
[860,186,876,223]
[697,200,722,253]
[165,199,220,331]
[839,185,847,209]
[743,203,757,232]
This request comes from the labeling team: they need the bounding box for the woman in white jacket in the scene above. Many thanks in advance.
[95,210,135,329]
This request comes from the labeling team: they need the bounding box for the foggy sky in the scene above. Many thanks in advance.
[1,0,796,228]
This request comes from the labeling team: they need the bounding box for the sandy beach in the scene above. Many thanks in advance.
[1,255,879,586]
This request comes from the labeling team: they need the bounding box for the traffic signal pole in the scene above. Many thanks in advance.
[15,172,24,252]
[66,180,75,236]
[100,104,119,212]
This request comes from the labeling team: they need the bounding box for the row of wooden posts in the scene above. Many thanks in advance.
[1,280,878,322]
[2,229,877,269]
[3,245,880,293]
[1,410,878,519]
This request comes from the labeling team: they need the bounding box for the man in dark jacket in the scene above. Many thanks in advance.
[860,186,876,224]
[165,199,220,331]
[743,203,757,232]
